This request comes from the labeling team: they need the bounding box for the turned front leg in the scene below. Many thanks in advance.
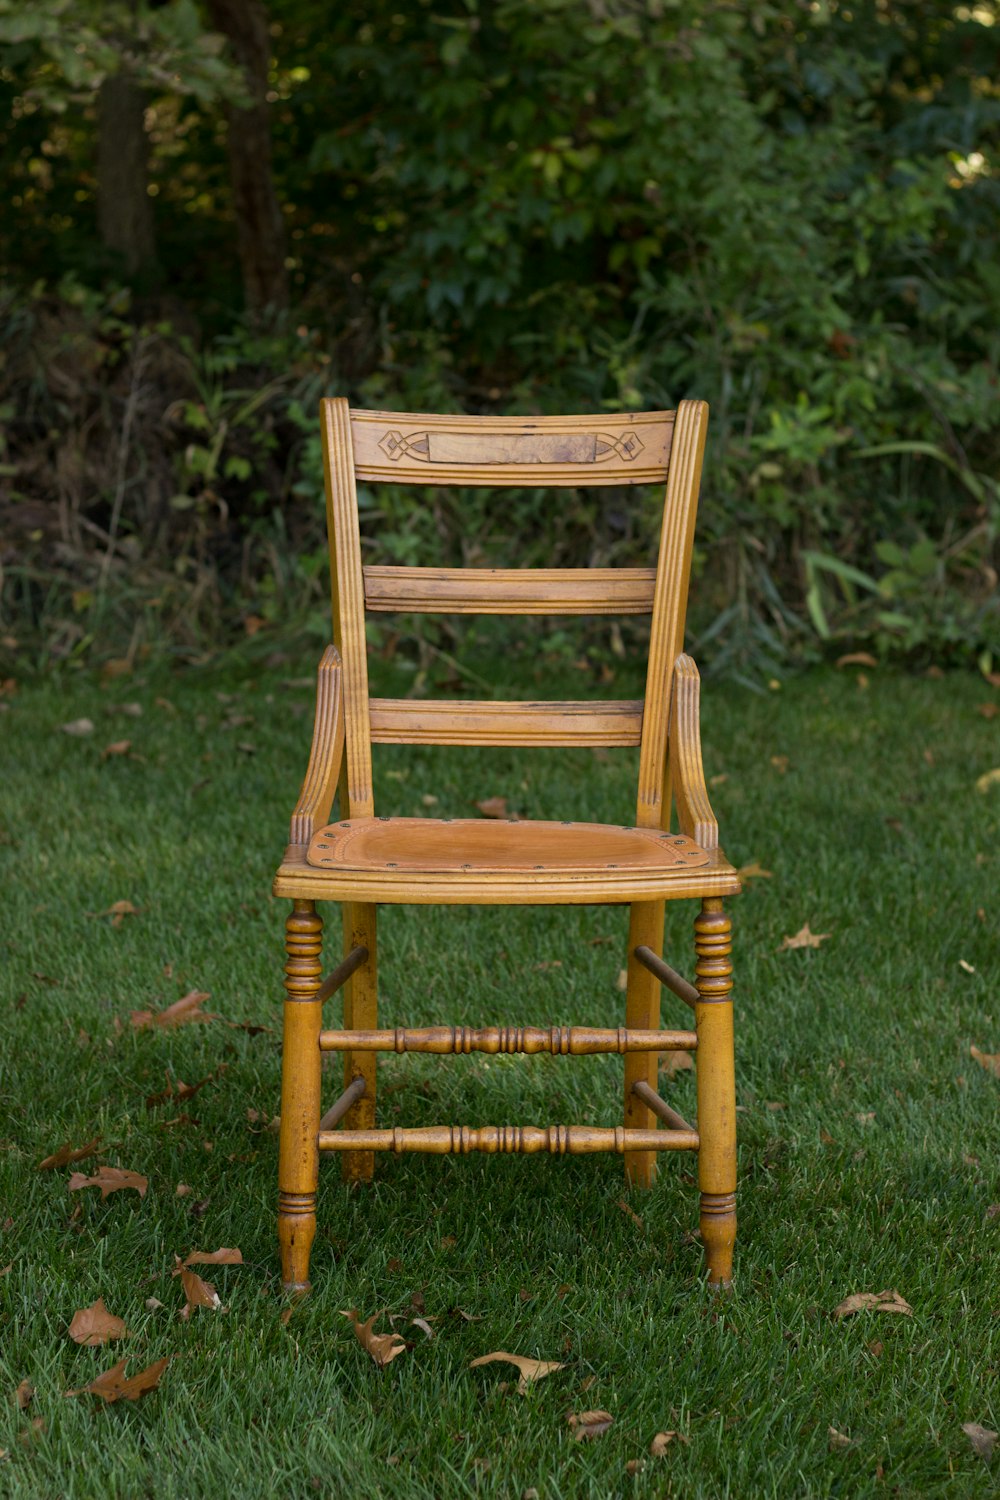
[278,900,324,1293]
[694,898,736,1287]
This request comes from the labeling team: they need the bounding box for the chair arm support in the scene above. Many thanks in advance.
[288,645,345,846]
[668,653,719,850]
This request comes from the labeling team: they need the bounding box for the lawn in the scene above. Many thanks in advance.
[0,645,997,1498]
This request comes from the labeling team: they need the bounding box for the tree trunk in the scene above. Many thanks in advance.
[96,73,156,275]
[206,0,288,315]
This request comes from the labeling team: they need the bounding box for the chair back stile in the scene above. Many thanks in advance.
[319,397,709,828]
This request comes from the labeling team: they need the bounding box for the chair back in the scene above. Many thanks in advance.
[319,398,709,830]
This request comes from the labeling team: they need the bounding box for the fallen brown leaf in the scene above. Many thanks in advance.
[100,740,132,760]
[130,990,217,1029]
[836,652,878,668]
[659,1050,694,1079]
[14,1380,33,1410]
[411,1317,435,1339]
[59,718,94,737]
[451,1307,484,1322]
[37,1136,101,1171]
[146,1072,215,1109]
[770,754,790,774]
[959,959,976,974]
[650,1430,689,1455]
[970,1044,1000,1079]
[737,861,773,880]
[68,1298,130,1346]
[567,1410,613,1441]
[469,1352,566,1395]
[625,1458,645,1476]
[68,1166,147,1200]
[177,1267,222,1317]
[180,1247,243,1267]
[976,767,1000,794]
[986,1204,1000,1221]
[67,1357,169,1402]
[95,899,140,927]
[977,703,999,720]
[962,1422,997,1461]
[341,1308,407,1369]
[778,924,831,951]
[616,1198,644,1230]
[615,968,628,991]
[828,1426,853,1450]
[834,1289,912,1318]
[475,796,509,819]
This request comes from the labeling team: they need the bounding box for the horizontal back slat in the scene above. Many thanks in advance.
[363,566,656,615]
[369,698,644,747]
[351,408,673,487]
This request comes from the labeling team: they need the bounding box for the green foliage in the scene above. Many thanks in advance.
[0,0,999,667]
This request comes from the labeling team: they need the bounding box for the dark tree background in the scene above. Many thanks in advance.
[0,0,997,669]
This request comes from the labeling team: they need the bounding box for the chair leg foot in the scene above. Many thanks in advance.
[700,1190,736,1287]
[279,1190,316,1294]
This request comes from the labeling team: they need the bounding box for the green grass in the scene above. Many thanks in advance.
[1,648,998,1498]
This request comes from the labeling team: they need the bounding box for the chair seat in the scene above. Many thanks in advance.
[271,817,741,905]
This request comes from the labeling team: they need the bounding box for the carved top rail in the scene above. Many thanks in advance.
[349,408,674,487]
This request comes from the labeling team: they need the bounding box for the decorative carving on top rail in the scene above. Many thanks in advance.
[377,429,644,467]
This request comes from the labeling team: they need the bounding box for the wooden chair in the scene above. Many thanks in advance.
[273,399,740,1293]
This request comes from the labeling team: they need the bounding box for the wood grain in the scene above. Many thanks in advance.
[363,566,656,615]
[318,1125,698,1154]
[317,1025,696,1055]
[368,698,643,747]
[349,408,673,487]
[320,398,373,818]
[636,399,709,829]
[288,644,345,846]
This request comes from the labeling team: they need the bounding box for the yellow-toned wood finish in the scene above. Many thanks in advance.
[288,645,344,846]
[318,1125,698,1154]
[363,566,656,615]
[368,698,643,748]
[278,901,323,1293]
[320,398,373,820]
[623,900,665,1188]
[273,396,742,1292]
[694,898,737,1287]
[340,901,377,1184]
[349,408,673,487]
[637,400,710,831]
[317,1025,696,1054]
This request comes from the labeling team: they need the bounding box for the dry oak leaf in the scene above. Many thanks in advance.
[100,740,132,760]
[67,1357,169,1403]
[130,990,217,1029]
[976,767,1000,794]
[834,1289,912,1318]
[97,899,140,927]
[37,1136,101,1171]
[778,924,831,952]
[737,861,773,880]
[650,1431,689,1456]
[962,1423,997,1461]
[836,652,878,668]
[828,1427,853,1450]
[977,703,999,720]
[567,1410,614,1441]
[469,1352,566,1395]
[59,717,94,737]
[176,1267,222,1317]
[970,1045,1000,1079]
[68,1298,130,1346]
[68,1166,147,1200]
[659,1050,694,1079]
[341,1308,407,1369]
[14,1380,33,1411]
[474,796,509,819]
[179,1247,243,1268]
